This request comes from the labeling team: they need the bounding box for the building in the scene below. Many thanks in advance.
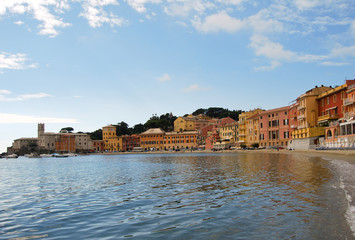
[246,113,260,147]
[93,140,104,152]
[55,134,76,152]
[11,138,38,152]
[102,125,119,152]
[164,131,199,150]
[118,135,140,152]
[289,85,332,149]
[140,128,165,151]
[174,116,213,132]
[238,109,263,147]
[321,80,355,148]
[259,106,290,148]
[219,121,238,144]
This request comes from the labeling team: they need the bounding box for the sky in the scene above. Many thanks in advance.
[1,0,355,152]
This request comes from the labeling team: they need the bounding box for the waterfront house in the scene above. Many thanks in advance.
[259,106,290,148]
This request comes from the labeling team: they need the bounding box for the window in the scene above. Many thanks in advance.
[333,95,337,103]
[260,123,263,128]
[326,97,329,104]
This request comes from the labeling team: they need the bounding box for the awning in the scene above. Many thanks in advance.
[325,106,337,111]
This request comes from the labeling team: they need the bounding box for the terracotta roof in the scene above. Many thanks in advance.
[141,128,166,135]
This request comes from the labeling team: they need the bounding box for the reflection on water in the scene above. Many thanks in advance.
[0,153,353,239]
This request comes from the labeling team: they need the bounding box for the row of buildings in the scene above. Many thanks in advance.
[10,79,355,153]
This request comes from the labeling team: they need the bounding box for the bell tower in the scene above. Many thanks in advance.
[38,123,45,138]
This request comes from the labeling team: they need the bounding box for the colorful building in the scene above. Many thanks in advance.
[55,134,76,152]
[118,135,140,152]
[140,128,165,151]
[322,80,355,148]
[93,140,104,152]
[289,85,332,149]
[102,125,119,152]
[246,113,260,147]
[259,106,290,148]
[238,109,263,147]
[174,115,215,132]
[164,131,198,150]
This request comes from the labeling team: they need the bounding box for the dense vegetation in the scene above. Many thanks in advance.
[88,108,243,140]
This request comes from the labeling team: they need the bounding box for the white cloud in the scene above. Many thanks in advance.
[351,20,355,38]
[14,20,24,25]
[321,61,350,66]
[0,1,71,37]
[330,44,355,58]
[0,113,79,124]
[164,0,215,18]
[183,84,208,92]
[254,61,281,71]
[247,9,283,34]
[192,11,245,33]
[0,92,51,102]
[249,35,295,61]
[0,90,11,94]
[157,73,171,82]
[125,0,161,13]
[79,0,126,28]
[0,52,37,73]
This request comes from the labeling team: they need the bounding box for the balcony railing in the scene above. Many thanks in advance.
[297,124,307,129]
[297,105,306,111]
[343,98,355,106]
[290,125,297,129]
[297,114,305,120]
[344,112,355,120]
[317,114,339,123]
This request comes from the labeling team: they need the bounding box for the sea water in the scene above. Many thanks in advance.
[0,153,354,239]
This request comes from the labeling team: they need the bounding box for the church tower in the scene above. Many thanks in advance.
[38,123,45,138]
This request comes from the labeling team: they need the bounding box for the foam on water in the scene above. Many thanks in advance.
[329,158,355,237]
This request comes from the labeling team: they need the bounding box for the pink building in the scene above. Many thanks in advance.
[259,106,290,148]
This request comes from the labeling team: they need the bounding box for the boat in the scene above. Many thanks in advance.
[27,153,42,158]
[40,154,53,158]
[6,154,18,159]
[53,153,69,158]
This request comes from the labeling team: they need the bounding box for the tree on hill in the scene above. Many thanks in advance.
[192,107,243,121]
[89,129,102,140]
[115,121,132,136]
[61,127,74,133]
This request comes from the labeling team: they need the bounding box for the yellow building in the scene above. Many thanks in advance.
[219,121,238,144]
[102,125,119,151]
[292,86,331,139]
[164,131,199,150]
[246,113,260,146]
[174,116,211,132]
[238,109,263,146]
[140,128,165,151]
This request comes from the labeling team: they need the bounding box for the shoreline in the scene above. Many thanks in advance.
[93,148,355,162]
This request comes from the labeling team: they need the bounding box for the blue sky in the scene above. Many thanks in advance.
[1,0,355,152]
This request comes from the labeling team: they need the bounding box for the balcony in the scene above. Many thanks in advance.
[297,114,305,120]
[297,124,307,129]
[344,112,355,120]
[290,125,297,129]
[343,98,355,106]
[297,105,306,111]
[317,114,339,123]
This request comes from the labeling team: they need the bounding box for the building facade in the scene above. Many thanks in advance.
[102,125,119,152]
[118,135,140,152]
[140,128,165,151]
[259,106,290,148]
[164,131,198,150]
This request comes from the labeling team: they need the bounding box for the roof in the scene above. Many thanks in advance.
[165,131,199,136]
[258,106,289,115]
[141,128,166,135]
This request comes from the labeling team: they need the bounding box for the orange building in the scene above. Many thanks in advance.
[164,131,198,150]
[102,125,119,151]
[140,128,165,151]
[55,134,76,152]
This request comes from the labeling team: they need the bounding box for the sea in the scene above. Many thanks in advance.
[0,152,354,239]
